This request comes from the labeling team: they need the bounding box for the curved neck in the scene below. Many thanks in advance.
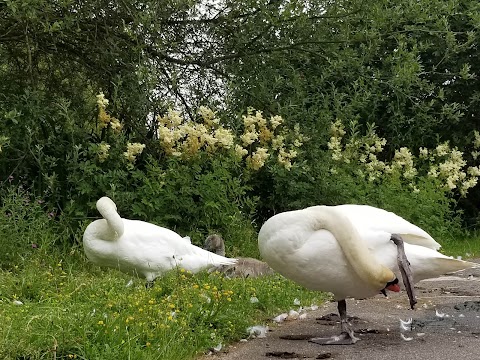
[306,206,394,290]
[96,198,124,238]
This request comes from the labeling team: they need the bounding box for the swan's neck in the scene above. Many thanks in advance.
[307,206,395,290]
[98,205,124,238]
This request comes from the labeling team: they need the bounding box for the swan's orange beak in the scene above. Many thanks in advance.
[386,283,400,292]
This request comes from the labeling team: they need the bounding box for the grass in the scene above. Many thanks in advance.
[0,248,324,360]
[0,190,324,359]
[439,230,480,259]
[1,189,479,359]
[2,234,479,360]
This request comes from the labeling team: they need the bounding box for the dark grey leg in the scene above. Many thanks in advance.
[309,300,360,345]
[391,234,417,309]
[145,280,155,289]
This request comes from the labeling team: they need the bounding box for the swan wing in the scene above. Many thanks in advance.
[334,205,441,250]
[122,220,236,274]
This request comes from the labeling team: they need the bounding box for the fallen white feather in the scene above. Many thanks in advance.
[250,296,259,303]
[399,318,412,331]
[417,333,425,337]
[298,313,307,320]
[12,300,23,306]
[212,343,222,352]
[272,313,288,323]
[435,309,445,318]
[401,333,414,341]
[287,309,300,320]
[458,314,465,318]
[247,325,269,338]
[293,298,301,306]
[126,279,134,287]
[200,294,212,304]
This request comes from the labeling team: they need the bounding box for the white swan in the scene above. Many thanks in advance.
[83,197,237,282]
[203,234,275,278]
[258,204,476,345]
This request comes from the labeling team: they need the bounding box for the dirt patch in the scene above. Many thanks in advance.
[315,313,363,326]
[454,301,480,312]
[316,353,333,359]
[265,351,302,358]
[279,335,315,341]
[200,262,480,360]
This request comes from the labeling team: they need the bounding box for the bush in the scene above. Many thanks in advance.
[0,186,61,270]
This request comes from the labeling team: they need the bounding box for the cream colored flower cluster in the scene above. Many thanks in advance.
[97,142,111,163]
[96,92,123,132]
[327,119,480,196]
[124,142,146,163]
[157,107,234,157]
[328,120,388,181]
[157,107,304,171]
[239,108,304,171]
[93,94,145,166]
[426,142,479,196]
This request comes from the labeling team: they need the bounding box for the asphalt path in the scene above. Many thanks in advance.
[201,260,480,360]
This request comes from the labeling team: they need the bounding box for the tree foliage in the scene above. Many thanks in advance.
[1,0,480,238]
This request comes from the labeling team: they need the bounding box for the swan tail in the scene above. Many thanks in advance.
[209,254,238,267]
[400,233,441,250]
[433,257,477,274]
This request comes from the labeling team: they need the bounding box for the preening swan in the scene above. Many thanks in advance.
[203,234,275,278]
[83,197,237,283]
[258,204,476,345]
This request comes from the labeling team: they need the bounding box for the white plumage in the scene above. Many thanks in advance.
[83,197,237,281]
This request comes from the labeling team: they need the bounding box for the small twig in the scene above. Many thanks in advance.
[52,338,58,360]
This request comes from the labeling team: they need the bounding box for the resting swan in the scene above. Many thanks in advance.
[83,197,237,283]
[258,204,476,345]
[203,234,275,278]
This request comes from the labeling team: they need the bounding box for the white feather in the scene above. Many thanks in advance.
[399,318,413,331]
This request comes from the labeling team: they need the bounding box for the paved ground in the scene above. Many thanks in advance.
[201,261,480,360]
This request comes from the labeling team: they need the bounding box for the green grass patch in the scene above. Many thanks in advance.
[440,230,480,259]
[0,250,324,360]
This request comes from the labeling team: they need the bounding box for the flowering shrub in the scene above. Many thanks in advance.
[63,95,307,254]
[327,119,480,196]
[157,106,305,171]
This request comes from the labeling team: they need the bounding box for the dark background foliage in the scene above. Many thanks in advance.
[1,0,479,255]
